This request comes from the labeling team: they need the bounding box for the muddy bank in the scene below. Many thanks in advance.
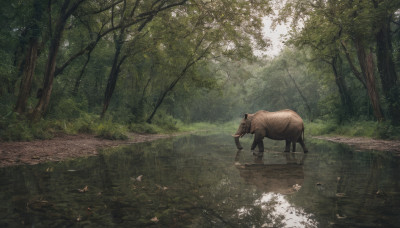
[313,136,400,154]
[0,133,181,168]
[2,133,400,168]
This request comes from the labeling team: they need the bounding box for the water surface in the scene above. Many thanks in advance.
[0,133,399,227]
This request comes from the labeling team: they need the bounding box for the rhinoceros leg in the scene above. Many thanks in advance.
[298,137,308,153]
[292,141,297,152]
[258,139,264,152]
[285,140,291,152]
[251,133,264,152]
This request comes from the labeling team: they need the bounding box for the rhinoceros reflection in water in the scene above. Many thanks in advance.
[235,152,306,195]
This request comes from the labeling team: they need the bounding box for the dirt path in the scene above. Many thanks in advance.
[0,133,182,168]
[313,136,400,154]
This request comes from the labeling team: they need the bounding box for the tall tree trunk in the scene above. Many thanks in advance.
[146,43,209,124]
[146,74,182,124]
[31,0,85,120]
[331,56,354,117]
[14,38,39,114]
[72,50,92,96]
[354,39,384,121]
[97,0,189,118]
[14,0,45,114]
[146,56,200,124]
[376,16,399,124]
[31,28,62,120]
[340,41,367,89]
[100,32,126,119]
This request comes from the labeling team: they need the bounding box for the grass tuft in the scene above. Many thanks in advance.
[305,120,400,140]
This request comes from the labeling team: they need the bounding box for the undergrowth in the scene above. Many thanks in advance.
[4,111,398,142]
[0,111,223,142]
[0,113,129,141]
[305,120,400,140]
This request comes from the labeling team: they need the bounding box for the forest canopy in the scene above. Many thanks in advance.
[0,0,399,140]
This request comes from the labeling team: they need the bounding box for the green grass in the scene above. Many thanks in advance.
[0,111,235,142]
[6,112,396,143]
[305,120,400,140]
[0,113,129,141]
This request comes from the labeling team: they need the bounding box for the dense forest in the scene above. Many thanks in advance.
[0,0,399,141]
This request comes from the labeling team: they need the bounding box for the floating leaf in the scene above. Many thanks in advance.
[150,216,159,223]
[336,214,347,219]
[156,184,168,191]
[336,193,346,197]
[78,185,89,193]
[376,190,386,196]
[293,184,301,191]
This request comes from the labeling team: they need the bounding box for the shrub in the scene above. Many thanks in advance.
[48,98,87,120]
[152,112,179,132]
[305,119,400,140]
[95,120,128,140]
[129,123,161,134]
[0,113,54,141]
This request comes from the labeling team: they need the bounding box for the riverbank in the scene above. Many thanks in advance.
[313,136,400,154]
[2,131,400,168]
[0,132,183,168]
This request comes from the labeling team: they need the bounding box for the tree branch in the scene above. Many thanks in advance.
[340,40,367,88]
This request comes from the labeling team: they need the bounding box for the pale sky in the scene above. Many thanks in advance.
[260,17,289,57]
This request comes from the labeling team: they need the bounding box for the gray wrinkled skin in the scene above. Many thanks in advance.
[233,109,308,153]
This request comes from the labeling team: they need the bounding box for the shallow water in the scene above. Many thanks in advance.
[0,132,399,227]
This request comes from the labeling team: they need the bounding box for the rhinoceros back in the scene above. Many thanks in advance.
[252,109,304,141]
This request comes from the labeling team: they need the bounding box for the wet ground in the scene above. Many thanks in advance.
[0,133,181,167]
[0,132,399,227]
[313,136,400,154]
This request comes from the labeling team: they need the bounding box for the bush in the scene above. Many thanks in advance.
[0,113,54,141]
[305,119,337,136]
[0,111,132,141]
[129,123,162,134]
[152,112,179,132]
[375,122,400,140]
[95,120,128,140]
[48,98,87,120]
[305,119,400,140]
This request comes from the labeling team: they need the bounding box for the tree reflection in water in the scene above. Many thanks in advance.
[234,150,318,227]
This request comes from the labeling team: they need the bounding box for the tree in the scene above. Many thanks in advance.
[14,0,46,114]
[143,0,272,122]
[30,0,87,120]
[100,0,190,118]
[275,0,396,121]
[373,0,400,123]
[10,0,121,118]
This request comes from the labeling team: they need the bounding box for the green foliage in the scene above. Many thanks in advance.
[129,123,162,134]
[48,98,88,120]
[305,120,337,136]
[129,113,180,134]
[375,122,400,140]
[0,113,54,141]
[0,111,130,141]
[152,112,179,132]
[1,0,399,144]
[95,120,128,140]
[306,120,400,140]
